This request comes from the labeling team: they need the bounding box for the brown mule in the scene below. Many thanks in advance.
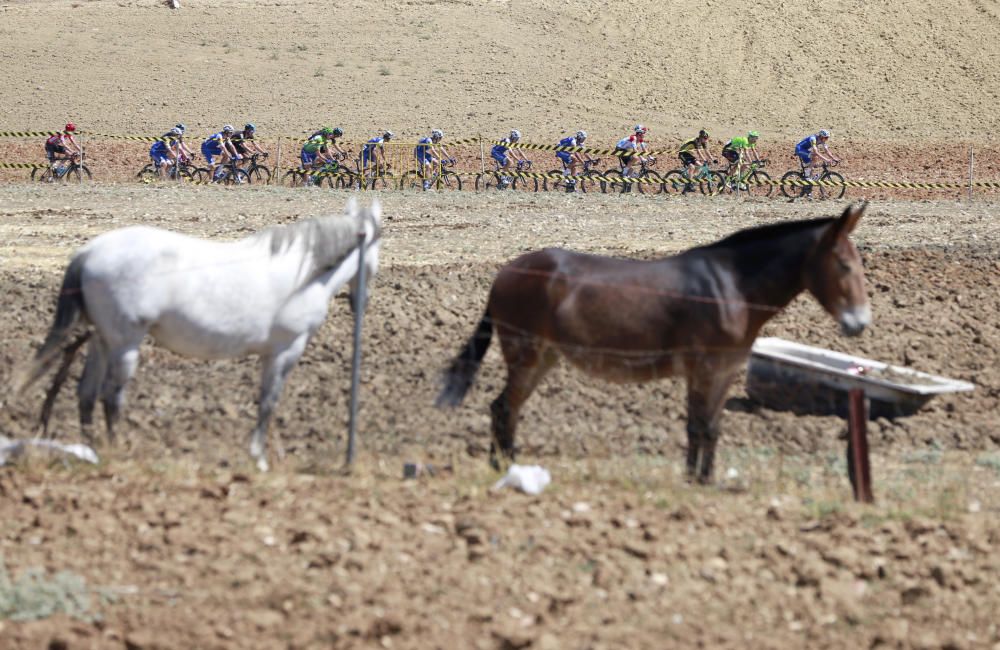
[436,203,871,484]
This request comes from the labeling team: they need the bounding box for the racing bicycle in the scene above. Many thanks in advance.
[543,158,603,193]
[662,160,725,195]
[780,160,846,200]
[715,160,773,197]
[602,157,664,195]
[33,154,92,183]
[400,159,463,191]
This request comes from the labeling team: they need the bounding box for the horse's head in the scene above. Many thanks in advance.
[348,199,382,314]
[805,202,870,337]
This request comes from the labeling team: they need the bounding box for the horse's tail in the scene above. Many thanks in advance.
[435,308,493,408]
[11,254,89,398]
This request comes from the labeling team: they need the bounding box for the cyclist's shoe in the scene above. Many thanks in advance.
[682,184,694,194]
[423,179,432,191]
[739,183,748,191]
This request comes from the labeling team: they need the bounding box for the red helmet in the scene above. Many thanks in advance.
[64,123,76,132]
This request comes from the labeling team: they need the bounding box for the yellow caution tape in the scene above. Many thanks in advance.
[0,161,48,169]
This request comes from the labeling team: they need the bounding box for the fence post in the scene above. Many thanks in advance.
[479,134,486,175]
[344,226,368,469]
[273,138,282,186]
[847,388,873,503]
[968,146,974,202]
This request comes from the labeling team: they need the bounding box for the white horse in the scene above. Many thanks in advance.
[14,199,382,471]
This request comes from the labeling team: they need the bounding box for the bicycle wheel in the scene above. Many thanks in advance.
[248,165,271,184]
[746,170,773,197]
[601,169,625,194]
[510,170,537,192]
[661,170,688,195]
[636,170,664,195]
[437,171,463,191]
[137,164,158,184]
[819,171,846,199]
[399,170,423,190]
[780,171,807,199]
[65,165,91,183]
[703,171,726,196]
[366,173,391,190]
[282,169,304,187]
[193,167,213,184]
[34,167,54,182]
[221,169,250,186]
[542,169,563,192]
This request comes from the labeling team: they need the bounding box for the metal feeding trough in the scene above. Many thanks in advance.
[747,337,975,419]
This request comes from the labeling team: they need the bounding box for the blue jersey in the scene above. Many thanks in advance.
[491,138,512,157]
[415,136,432,158]
[203,132,226,150]
[558,136,579,149]
[796,135,817,153]
[364,136,384,155]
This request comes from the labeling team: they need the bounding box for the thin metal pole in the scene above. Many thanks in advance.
[968,146,974,202]
[479,133,486,175]
[344,227,367,468]
[274,138,282,186]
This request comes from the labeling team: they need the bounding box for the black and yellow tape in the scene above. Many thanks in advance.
[0,161,47,169]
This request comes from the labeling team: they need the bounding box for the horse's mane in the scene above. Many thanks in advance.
[697,216,834,251]
[251,213,363,268]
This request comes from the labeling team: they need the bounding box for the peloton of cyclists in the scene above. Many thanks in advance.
[795,129,840,179]
[490,130,530,188]
[414,128,455,189]
[44,123,83,167]
[201,125,240,180]
[556,130,594,192]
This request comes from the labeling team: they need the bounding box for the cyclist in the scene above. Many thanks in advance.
[555,130,592,191]
[361,130,394,175]
[490,130,529,188]
[414,129,455,190]
[615,124,650,180]
[172,123,195,162]
[795,129,840,179]
[677,129,713,193]
[230,124,267,166]
[720,131,762,189]
[201,125,239,180]
[44,123,83,166]
[323,127,348,161]
[148,127,184,179]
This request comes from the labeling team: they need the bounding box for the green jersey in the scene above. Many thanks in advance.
[724,136,749,150]
[302,135,327,154]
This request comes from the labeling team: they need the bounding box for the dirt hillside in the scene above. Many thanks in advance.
[1,0,998,142]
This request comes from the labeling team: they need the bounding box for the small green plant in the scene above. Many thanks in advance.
[313,67,325,78]
[0,559,116,623]
[975,453,1000,475]
[269,51,279,61]
[902,448,942,465]
[378,66,391,76]
[334,61,345,68]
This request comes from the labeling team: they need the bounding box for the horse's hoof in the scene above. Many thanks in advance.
[256,457,270,472]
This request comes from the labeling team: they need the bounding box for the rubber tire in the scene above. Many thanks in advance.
[819,171,846,199]
[511,174,537,192]
[137,164,157,184]
[780,171,807,199]
[661,170,688,195]
[746,170,773,197]
[437,171,463,191]
[220,168,250,185]
[703,171,725,196]
[601,169,626,194]
[399,170,423,191]
[248,165,271,184]
[636,170,664,195]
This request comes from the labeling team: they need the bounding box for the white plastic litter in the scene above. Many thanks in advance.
[0,436,99,466]
[492,464,551,495]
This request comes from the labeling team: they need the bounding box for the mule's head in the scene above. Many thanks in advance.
[805,202,871,337]
[348,199,382,314]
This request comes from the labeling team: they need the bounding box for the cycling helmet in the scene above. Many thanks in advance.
[244,123,256,132]
[818,129,831,138]
[575,130,587,140]
[698,129,709,139]
[634,124,647,134]
[64,123,76,133]
[510,129,521,140]
[321,127,335,136]
[431,128,444,140]
[174,123,186,133]
[332,127,343,137]
[222,124,235,133]
[168,127,182,136]
[383,130,394,140]
[748,130,760,139]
